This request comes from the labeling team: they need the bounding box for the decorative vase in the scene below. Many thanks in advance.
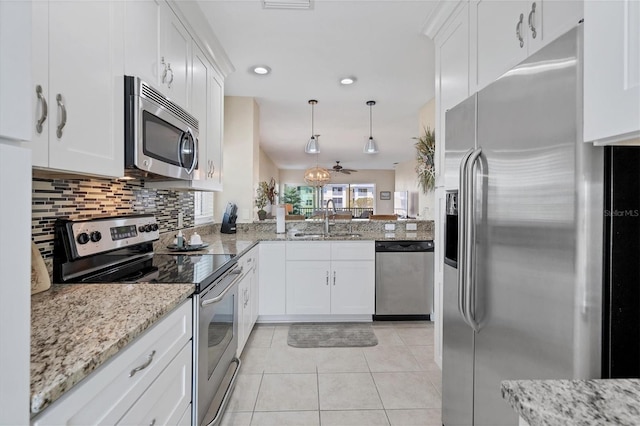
[257,209,267,221]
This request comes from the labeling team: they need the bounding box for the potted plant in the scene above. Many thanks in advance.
[414,126,436,194]
[255,182,269,220]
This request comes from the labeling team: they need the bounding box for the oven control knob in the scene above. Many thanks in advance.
[76,232,90,245]
[150,223,158,231]
[138,226,146,233]
[144,224,152,232]
[90,231,102,243]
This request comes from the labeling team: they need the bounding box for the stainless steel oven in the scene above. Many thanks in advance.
[194,265,243,426]
[124,75,199,181]
[53,214,243,426]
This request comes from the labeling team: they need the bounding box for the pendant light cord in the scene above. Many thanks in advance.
[369,103,373,138]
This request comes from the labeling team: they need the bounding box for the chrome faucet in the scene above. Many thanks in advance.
[324,199,336,235]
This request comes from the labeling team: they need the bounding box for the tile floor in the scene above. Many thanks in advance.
[221,321,442,426]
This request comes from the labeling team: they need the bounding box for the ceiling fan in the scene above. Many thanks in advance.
[332,161,358,175]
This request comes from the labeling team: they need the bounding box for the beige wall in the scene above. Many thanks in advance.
[394,98,436,219]
[279,169,396,214]
[258,147,280,196]
[215,96,260,223]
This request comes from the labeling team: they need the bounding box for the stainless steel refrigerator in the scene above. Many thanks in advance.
[442,25,604,426]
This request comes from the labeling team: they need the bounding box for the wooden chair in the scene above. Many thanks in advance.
[369,214,398,220]
[285,214,305,220]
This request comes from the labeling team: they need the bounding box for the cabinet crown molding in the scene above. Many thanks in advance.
[422,0,464,40]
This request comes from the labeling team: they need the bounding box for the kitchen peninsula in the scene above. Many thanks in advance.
[30,219,433,420]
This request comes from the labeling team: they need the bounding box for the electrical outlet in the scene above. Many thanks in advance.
[177,212,184,228]
[406,223,417,231]
[385,224,395,231]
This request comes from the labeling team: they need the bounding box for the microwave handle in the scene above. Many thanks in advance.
[179,128,198,175]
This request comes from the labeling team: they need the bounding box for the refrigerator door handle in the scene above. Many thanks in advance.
[465,148,483,332]
[458,148,474,324]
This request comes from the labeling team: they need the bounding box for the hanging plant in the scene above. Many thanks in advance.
[414,126,436,194]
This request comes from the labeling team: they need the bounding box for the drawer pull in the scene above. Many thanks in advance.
[129,350,156,377]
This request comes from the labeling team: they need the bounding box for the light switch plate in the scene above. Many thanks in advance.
[406,223,417,231]
[385,224,395,231]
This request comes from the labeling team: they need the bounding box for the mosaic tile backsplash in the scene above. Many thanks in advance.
[32,177,194,259]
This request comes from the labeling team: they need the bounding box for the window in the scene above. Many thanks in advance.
[194,192,214,225]
[283,183,375,217]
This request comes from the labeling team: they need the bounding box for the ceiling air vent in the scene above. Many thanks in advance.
[262,0,312,10]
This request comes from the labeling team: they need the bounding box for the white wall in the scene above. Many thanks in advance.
[259,147,280,198]
[215,97,260,223]
[279,169,396,214]
[394,98,436,219]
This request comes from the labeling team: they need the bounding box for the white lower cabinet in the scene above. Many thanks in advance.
[116,343,191,426]
[32,301,192,426]
[285,241,375,316]
[258,241,286,316]
[286,260,332,314]
[237,245,259,355]
[330,260,375,315]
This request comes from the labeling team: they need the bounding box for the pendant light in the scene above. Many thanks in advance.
[305,100,320,154]
[364,100,379,154]
[304,135,331,187]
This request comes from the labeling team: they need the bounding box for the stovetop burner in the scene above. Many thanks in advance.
[54,215,236,292]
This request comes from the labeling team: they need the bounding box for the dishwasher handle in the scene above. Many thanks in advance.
[375,240,434,252]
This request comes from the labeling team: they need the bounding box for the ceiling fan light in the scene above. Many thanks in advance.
[364,137,379,154]
[305,136,320,154]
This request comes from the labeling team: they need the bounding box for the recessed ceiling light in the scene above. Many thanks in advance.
[252,65,271,75]
[340,76,357,85]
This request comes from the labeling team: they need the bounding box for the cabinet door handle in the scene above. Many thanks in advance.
[56,94,67,138]
[161,57,174,88]
[333,271,336,286]
[528,2,537,39]
[35,85,47,134]
[516,13,524,48]
[326,271,329,286]
[149,419,156,426]
[129,350,156,377]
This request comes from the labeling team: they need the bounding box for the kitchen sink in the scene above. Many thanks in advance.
[291,232,362,239]
[293,233,325,238]
[329,233,362,238]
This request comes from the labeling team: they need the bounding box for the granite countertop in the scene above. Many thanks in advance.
[501,379,640,426]
[30,283,194,415]
[31,221,433,416]
[153,228,433,256]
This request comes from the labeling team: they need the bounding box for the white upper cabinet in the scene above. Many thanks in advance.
[160,2,191,109]
[0,1,31,142]
[471,0,582,92]
[148,42,224,191]
[124,0,161,87]
[584,0,640,145]
[30,0,124,178]
[434,3,470,187]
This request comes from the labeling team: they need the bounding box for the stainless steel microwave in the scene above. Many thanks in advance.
[124,76,199,180]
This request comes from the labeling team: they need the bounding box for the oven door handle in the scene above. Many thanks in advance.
[200,267,243,307]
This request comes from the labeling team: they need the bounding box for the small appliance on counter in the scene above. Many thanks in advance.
[220,203,237,234]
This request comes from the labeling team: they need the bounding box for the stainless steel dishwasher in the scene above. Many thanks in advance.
[374,240,434,320]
